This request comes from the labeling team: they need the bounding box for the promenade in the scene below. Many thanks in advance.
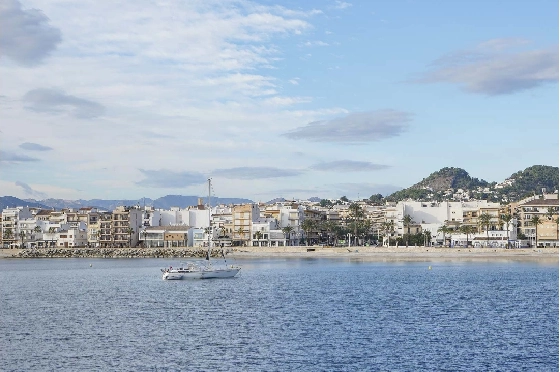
[0,246,557,262]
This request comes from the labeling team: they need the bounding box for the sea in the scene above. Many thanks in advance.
[0,257,558,371]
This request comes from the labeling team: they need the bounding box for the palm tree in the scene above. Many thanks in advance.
[140,230,148,248]
[530,216,543,248]
[301,219,315,246]
[95,230,102,247]
[3,228,13,248]
[437,225,453,247]
[48,227,57,248]
[382,220,395,247]
[281,226,294,246]
[546,207,559,243]
[499,213,513,248]
[254,230,263,245]
[126,227,135,247]
[423,229,431,247]
[402,214,415,247]
[33,226,43,248]
[236,227,245,246]
[348,203,363,246]
[459,225,477,247]
[19,231,26,248]
[478,212,493,247]
[320,221,336,246]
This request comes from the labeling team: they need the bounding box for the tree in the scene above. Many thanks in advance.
[3,228,13,248]
[301,219,315,246]
[499,213,513,248]
[48,227,57,248]
[236,227,246,246]
[348,203,364,246]
[459,225,477,247]
[281,226,294,246]
[320,199,333,208]
[33,226,43,248]
[530,216,543,247]
[423,229,432,247]
[340,196,349,203]
[19,230,26,248]
[546,207,559,242]
[381,220,395,246]
[320,221,336,246]
[478,212,493,246]
[437,225,453,247]
[369,194,384,204]
[254,230,263,244]
[140,230,148,248]
[126,227,135,247]
[402,214,415,247]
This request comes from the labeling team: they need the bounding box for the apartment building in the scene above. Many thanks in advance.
[112,206,142,248]
[514,194,559,247]
[232,204,259,246]
[1,207,33,248]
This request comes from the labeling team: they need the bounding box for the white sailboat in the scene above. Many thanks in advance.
[162,178,240,280]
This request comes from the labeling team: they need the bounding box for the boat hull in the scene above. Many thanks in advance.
[200,268,240,279]
[162,267,240,280]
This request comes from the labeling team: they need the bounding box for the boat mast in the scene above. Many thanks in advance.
[207,178,212,253]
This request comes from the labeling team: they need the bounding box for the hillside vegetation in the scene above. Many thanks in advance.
[383,165,558,203]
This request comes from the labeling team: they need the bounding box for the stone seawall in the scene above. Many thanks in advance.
[3,247,218,259]
[1,246,557,260]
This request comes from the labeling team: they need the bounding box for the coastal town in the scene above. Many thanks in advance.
[1,191,558,251]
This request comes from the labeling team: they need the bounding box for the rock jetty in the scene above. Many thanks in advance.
[7,247,231,259]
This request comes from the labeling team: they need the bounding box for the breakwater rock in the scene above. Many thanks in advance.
[12,247,234,259]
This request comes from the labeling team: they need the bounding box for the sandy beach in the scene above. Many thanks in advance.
[229,246,559,262]
[1,246,557,262]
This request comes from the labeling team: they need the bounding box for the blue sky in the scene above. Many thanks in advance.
[0,0,558,202]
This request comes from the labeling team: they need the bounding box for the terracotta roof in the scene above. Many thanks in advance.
[520,198,559,207]
[144,225,191,231]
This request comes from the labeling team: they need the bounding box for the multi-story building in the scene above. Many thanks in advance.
[99,212,113,247]
[1,207,33,248]
[112,206,142,248]
[56,228,88,248]
[232,203,259,246]
[514,194,559,247]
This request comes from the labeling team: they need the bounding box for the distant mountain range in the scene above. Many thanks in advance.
[1,165,557,210]
[0,195,253,211]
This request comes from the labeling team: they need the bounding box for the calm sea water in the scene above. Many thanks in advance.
[0,257,557,371]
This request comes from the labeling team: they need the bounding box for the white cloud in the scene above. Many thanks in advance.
[332,1,352,10]
[211,167,303,179]
[301,40,330,47]
[19,142,53,151]
[0,0,62,66]
[283,110,412,143]
[15,180,47,199]
[310,160,390,172]
[416,40,558,95]
[23,88,105,118]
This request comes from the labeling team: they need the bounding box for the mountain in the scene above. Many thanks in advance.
[384,165,558,203]
[0,196,52,211]
[499,165,559,201]
[151,195,252,209]
[28,198,155,211]
[1,195,253,211]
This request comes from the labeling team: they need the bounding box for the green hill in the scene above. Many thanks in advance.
[383,165,558,203]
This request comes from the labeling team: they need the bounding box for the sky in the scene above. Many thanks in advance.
[0,0,558,202]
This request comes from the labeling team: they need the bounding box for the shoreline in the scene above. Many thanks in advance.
[0,246,557,262]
